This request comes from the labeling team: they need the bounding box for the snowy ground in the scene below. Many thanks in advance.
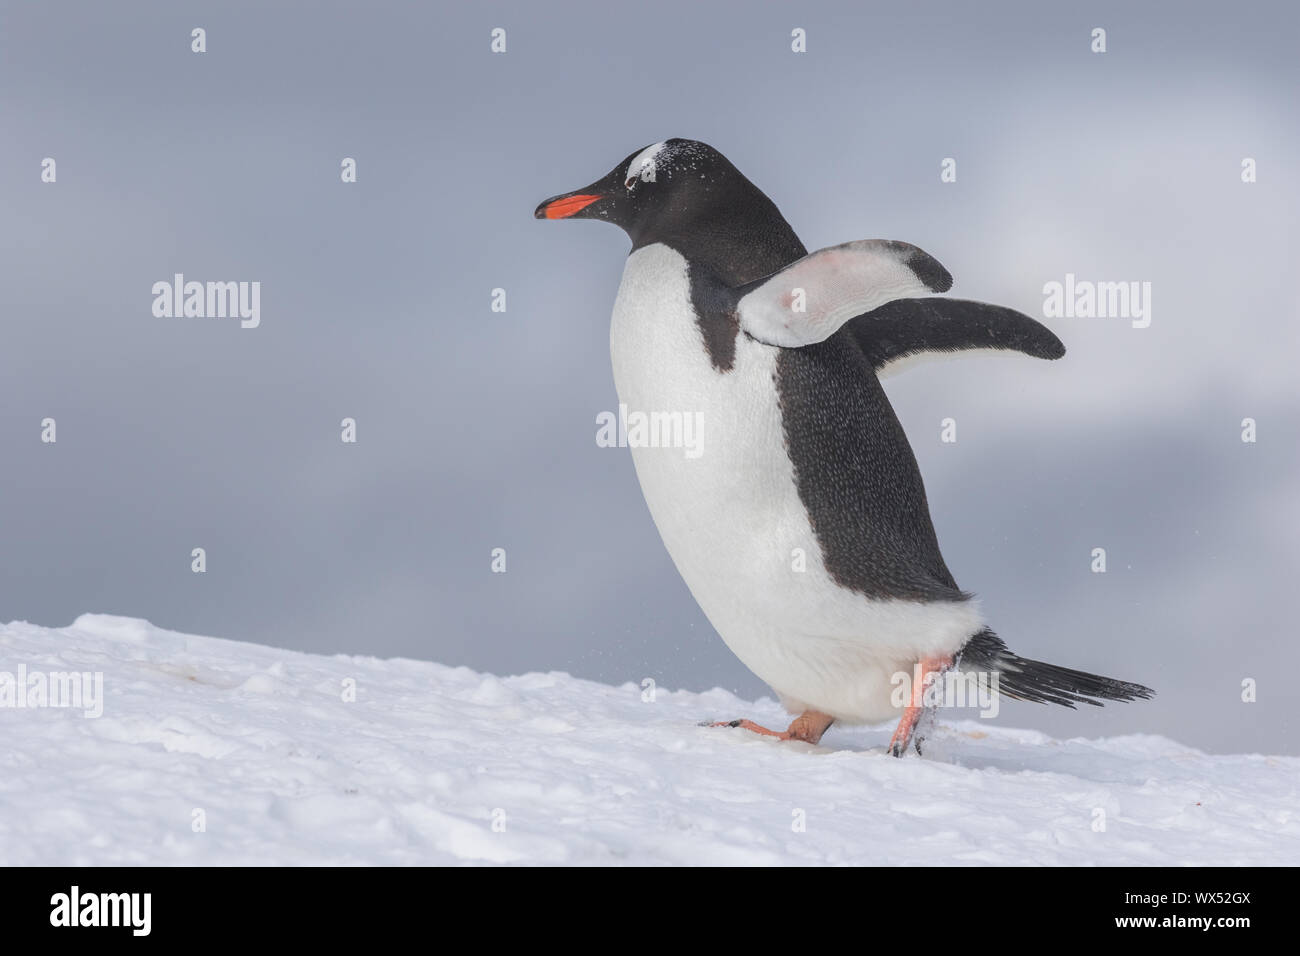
[0,614,1295,866]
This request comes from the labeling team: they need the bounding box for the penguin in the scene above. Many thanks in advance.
[535,139,1152,756]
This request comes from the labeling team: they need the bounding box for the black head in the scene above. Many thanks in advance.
[534,138,806,283]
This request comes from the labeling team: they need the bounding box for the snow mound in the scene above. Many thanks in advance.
[0,615,1295,865]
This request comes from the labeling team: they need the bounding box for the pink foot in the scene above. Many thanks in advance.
[710,710,835,745]
[888,654,953,757]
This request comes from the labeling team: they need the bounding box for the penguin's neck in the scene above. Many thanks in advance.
[631,203,807,288]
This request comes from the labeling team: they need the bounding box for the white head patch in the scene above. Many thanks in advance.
[625,142,666,188]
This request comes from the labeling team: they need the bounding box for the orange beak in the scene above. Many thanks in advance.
[539,193,602,219]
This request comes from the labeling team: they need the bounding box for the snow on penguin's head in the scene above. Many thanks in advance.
[533,138,766,248]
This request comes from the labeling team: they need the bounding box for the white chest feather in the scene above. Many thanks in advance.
[608,244,980,723]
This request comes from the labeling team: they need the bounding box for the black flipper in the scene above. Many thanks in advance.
[958,628,1154,708]
[847,298,1066,375]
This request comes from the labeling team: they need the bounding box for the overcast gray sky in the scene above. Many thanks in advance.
[2,1,1296,754]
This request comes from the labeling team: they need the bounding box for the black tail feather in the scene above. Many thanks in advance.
[958,628,1154,708]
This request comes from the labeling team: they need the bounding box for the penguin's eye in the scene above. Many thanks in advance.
[626,164,658,190]
[625,142,666,191]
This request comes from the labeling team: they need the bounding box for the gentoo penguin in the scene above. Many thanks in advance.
[535,139,1152,756]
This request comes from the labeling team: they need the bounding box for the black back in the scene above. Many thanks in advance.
[774,338,963,600]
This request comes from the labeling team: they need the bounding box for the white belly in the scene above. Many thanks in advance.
[609,244,980,723]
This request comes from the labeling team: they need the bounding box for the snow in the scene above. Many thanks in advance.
[1,614,1295,866]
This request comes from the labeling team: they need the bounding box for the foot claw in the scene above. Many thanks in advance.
[710,718,789,739]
